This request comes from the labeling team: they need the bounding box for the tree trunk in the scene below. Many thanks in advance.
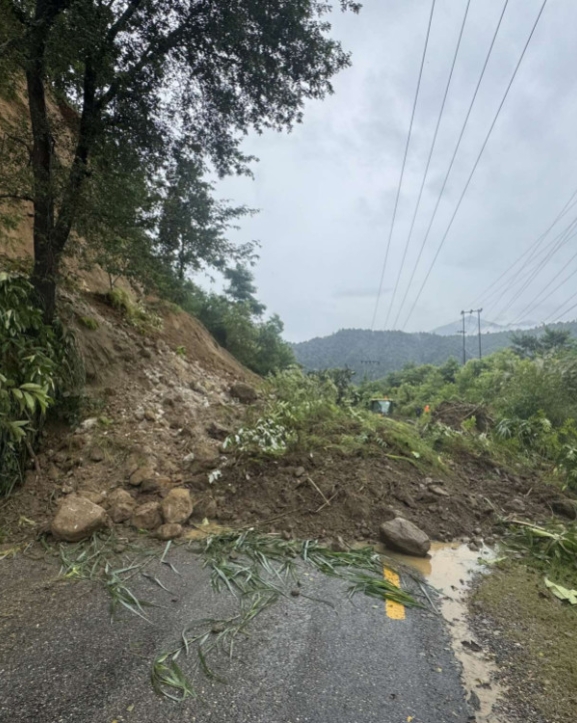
[26,3,57,323]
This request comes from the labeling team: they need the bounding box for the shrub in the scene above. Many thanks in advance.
[0,273,77,495]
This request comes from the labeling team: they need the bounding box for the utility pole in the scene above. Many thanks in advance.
[460,310,466,365]
[476,308,483,359]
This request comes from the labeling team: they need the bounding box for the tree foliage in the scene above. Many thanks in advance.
[0,0,360,320]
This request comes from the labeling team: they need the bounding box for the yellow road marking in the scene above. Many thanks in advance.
[384,567,406,620]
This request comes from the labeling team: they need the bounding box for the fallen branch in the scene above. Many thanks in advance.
[307,476,331,507]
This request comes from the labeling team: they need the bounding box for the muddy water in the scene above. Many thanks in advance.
[385,542,506,723]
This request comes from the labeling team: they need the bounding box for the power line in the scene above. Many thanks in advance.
[384,0,472,329]
[370,0,437,331]
[509,240,577,323]
[544,288,577,323]
[470,186,577,308]
[392,0,511,330]
[551,296,577,323]
[490,214,577,320]
[483,214,577,316]
[401,0,549,330]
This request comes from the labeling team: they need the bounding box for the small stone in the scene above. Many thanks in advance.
[79,417,98,432]
[131,502,162,530]
[552,499,577,520]
[507,497,526,513]
[155,523,183,540]
[51,495,107,542]
[89,447,105,463]
[430,485,450,497]
[294,466,306,478]
[134,409,145,421]
[129,465,156,487]
[229,382,258,404]
[78,489,106,505]
[206,422,230,440]
[161,488,193,524]
[183,452,195,465]
[61,484,73,495]
[107,489,136,523]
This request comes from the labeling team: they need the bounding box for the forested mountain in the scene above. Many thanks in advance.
[292,321,577,379]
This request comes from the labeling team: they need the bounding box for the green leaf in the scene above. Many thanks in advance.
[544,577,577,604]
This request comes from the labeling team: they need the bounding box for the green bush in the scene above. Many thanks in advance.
[0,273,76,495]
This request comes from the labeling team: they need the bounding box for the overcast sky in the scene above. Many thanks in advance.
[213,0,577,342]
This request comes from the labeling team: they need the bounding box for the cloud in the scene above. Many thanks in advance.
[214,0,577,341]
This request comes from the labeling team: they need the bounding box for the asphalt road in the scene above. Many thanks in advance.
[0,545,474,723]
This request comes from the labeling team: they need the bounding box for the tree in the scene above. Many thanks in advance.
[0,0,360,322]
[156,152,255,282]
[224,264,266,317]
[511,328,575,359]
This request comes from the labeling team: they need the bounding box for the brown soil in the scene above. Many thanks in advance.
[208,449,569,544]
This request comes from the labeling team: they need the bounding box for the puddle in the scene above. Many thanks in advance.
[384,542,505,723]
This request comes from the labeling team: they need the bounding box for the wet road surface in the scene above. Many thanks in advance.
[0,546,474,723]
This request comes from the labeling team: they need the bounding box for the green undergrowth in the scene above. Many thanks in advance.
[224,367,445,473]
[105,287,162,334]
[503,520,577,590]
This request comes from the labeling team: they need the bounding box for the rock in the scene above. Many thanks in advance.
[430,485,450,497]
[89,447,105,463]
[229,382,258,404]
[51,495,107,542]
[107,489,136,523]
[144,409,156,422]
[129,465,156,487]
[79,417,98,432]
[294,466,306,478]
[161,488,193,524]
[206,422,230,440]
[78,489,106,505]
[155,523,183,540]
[552,498,577,520]
[131,502,162,530]
[379,518,431,557]
[134,409,145,421]
[194,496,218,519]
[61,484,74,495]
[330,536,348,552]
[507,497,526,513]
[141,476,174,496]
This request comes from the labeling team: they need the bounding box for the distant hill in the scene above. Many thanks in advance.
[292,321,577,380]
[431,317,539,337]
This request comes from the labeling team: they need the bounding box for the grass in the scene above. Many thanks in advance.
[56,533,157,621]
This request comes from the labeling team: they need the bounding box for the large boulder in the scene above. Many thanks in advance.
[131,502,162,530]
[229,382,258,404]
[379,517,431,557]
[107,489,136,523]
[51,495,107,542]
[161,488,193,524]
